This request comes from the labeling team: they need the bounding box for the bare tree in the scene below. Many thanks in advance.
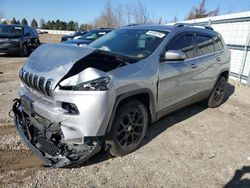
[172,15,178,23]
[93,0,154,28]
[0,11,4,22]
[94,1,119,28]
[125,4,132,25]
[158,17,163,25]
[40,18,46,29]
[166,15,178,23]
[115,4,125,26]
[133,0,151,24]
[227,3,233,14]
[186,0,219,20]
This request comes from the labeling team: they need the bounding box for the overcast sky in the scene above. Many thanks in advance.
[0,0,250,24]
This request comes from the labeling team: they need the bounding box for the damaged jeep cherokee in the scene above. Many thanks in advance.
[12,24,230,167]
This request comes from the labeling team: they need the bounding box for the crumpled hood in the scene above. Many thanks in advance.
[22,44,95,88]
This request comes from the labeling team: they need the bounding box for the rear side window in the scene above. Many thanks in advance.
[213,36,224,51]
[167,34,195,59]
[30,27,38,36]
[24,27,29,35]
[195,35,215,56]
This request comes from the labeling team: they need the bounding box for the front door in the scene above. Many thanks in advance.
[157,33,200,116]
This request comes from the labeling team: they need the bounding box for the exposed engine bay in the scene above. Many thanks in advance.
[12,99,101,168]
[64,49,139,77]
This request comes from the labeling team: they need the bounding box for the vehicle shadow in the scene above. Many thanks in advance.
[224,82,235,103]
[0,53,23,58]
[80,83,235,167]
[224,166,250,188]
[140,82,235,152]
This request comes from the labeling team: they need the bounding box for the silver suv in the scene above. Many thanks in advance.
[12,23,230,167]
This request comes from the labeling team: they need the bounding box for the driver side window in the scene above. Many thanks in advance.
[167,34,195,59]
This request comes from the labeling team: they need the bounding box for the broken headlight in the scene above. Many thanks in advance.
[61,77,110,91]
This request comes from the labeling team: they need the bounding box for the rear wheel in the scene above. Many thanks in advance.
[208,76,227,108]
[107,100,148,157]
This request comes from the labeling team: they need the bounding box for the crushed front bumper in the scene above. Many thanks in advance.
[12,99,101,168]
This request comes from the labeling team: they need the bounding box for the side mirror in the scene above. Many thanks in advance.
[160,50,186,62]
[24,32,31,37]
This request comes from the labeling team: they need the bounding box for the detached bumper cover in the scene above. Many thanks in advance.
[12,99,101,167]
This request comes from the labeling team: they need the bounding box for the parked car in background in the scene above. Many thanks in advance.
[0,24,40,56]
[13,23,230,167]
[61,30,86,42]
[36,29,48,34]
[62,28,113,47]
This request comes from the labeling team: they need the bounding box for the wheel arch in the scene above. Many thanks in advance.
[105,89,156,138]
[213,68,229,87]
[220,70,229,81]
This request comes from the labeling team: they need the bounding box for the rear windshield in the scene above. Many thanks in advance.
[0,25,23,35]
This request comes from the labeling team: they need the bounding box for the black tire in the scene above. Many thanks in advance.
[107,100,148,157]
[20,43,28,57]
[208,76,227,108]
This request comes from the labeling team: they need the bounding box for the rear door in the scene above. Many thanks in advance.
[158,32,200,114]
[27,27,39,47]
[23,26,33,47]
[194,33,217,93]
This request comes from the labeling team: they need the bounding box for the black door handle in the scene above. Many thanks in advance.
[216,57,221,61]
[190,63,198,69]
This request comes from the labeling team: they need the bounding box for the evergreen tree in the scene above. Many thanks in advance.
[21,18,28,25]
[51,20,56,29]
[67,21,75,30]
[31,19,38,29]
[55,19,61,30]
[74,22,79,30]
[46,21,52,29]
[10,17,17,24]
[61,21,67,30]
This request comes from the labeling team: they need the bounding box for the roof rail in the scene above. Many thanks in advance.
[126,23,143,27]
[173,23,213,30]
[99,27,114,30]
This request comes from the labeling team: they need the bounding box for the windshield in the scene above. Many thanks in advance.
[78,30,107,40]
[0,25,23,35]
[89,28,168,59]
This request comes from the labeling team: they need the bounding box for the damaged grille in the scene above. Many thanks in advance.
[0,40,8,46]
[19,69,53,97]
[37,137,60,157]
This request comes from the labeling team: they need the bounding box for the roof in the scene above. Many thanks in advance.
[0,24,25,27]
[121,23,218,35]
[92,28,113,32]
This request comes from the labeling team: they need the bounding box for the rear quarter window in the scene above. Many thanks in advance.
[213,36,224,51]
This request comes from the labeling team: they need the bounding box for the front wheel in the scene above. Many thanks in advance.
[208,76,227,108]
[107,100,148,157]
[20,43,28,57]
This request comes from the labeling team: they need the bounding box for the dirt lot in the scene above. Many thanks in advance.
[0,34,249,188]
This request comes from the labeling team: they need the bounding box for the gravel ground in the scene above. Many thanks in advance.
[0,34,249,188]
